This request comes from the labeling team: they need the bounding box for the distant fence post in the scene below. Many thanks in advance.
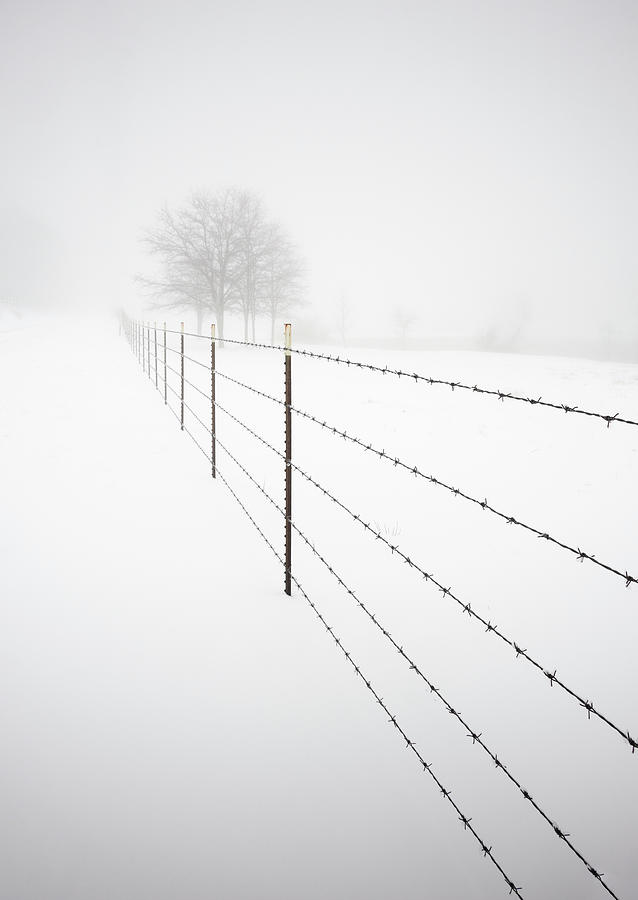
[211,323,216,478]
[284,322,292,596]
[147,322,151,380]
[180,321,185,430]
[154,321,158,389]
[163,322,167,405]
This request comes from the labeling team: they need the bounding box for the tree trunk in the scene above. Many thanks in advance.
[270,309,275,345]
[243,308,249,341]
[196,305,204,336]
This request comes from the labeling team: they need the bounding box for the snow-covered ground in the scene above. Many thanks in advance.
[1,314,637,900]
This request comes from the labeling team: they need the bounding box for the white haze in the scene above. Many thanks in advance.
[2,4,638,900]
[2,0,638,355]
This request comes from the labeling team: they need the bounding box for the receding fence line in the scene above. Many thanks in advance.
[120,311,634,900]
[123,311,527,895]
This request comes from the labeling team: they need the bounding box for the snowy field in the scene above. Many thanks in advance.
[1,313,637,900]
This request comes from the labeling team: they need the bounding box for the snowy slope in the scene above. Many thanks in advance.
[1,314,637,900]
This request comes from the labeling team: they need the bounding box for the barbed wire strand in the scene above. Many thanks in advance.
[210,396,637,756]
[202,366,637,590]
[140,322,638,430]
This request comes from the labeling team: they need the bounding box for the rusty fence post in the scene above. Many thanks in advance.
[284,322,292,595]
[180,321,185,430]
[211,323,216,478]
[154,321,158,389]
[163,322,167,405]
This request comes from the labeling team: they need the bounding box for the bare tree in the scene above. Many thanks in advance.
[260,223,304,344]
[138,204,211,333]
[140,188,303,341]
[139,189,245,338]
[234,191,268,341]
[206,189,245,340]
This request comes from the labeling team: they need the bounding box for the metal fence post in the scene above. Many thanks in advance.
[180,321,185,430]
[284,322,292,596]
[154,321,158,389]
[211,323,216,478]
[163,322,167,405]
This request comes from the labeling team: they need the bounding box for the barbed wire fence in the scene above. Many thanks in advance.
[120,311,637,899]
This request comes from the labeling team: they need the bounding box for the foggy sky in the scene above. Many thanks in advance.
[2,0,637,344]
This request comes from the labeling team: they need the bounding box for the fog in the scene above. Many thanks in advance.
[2,0,638,356]
[2,4,638,900]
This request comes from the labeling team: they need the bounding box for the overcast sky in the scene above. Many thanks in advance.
[2,0,637,343]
